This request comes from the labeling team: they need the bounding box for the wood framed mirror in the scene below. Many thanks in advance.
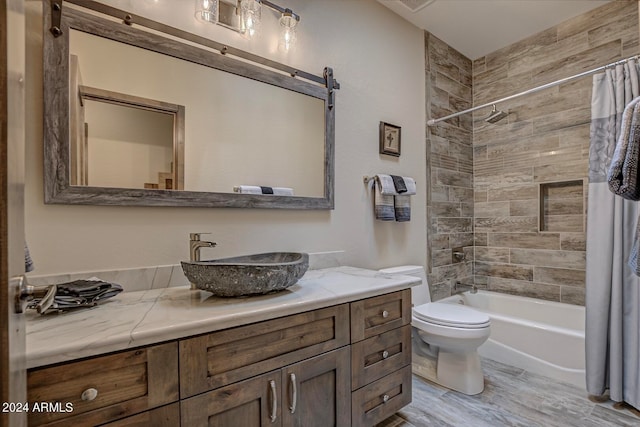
[43,0,338,209]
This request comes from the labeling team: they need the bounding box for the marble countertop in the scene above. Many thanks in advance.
[26,266,420,369]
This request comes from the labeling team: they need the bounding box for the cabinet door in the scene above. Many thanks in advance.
[282,347,350,427]
[181,370,282,427]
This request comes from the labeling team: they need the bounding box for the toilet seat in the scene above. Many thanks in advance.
[413,302,490,329]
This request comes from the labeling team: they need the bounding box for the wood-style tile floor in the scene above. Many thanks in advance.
[378,358,640,427]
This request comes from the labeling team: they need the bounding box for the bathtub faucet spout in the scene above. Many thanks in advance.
[453,281,477,295]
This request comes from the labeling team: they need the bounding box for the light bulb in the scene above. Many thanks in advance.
[195,0,218,23]
[241,0,262,39]
[278,11,297,52]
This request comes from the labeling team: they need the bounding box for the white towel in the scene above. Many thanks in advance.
[376,174,399,195]
[374,177,395,221]
[236,185,262,194]
[401,177,416,196]
[272,187,294,196]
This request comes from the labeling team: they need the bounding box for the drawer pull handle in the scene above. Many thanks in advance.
[81,388,98,401]
[382,394,390,403]
[269,380,277,423]
[382,350,389,359]
[289,373,297,414]
[382,310,389,318]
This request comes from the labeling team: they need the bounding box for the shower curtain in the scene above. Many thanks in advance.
[586,59,640,410]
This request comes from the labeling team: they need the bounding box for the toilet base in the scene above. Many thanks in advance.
[412,344,485,395]
[436,349,484,395]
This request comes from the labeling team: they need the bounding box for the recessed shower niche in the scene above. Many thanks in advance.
[539,180,585,232]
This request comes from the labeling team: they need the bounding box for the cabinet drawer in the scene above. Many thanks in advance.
[351,366,412,427]
[27,342,179,427]
[180,304,350,397]
[351,325,411,391]
[101,403,180,427]
[350,290,411,343]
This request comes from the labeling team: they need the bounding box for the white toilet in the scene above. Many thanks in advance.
[380,265,491,395]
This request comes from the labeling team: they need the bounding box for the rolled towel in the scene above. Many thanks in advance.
[375,174,398,195]
[272,187,294,196]
[236,185,262,194]
[394,195,411,222]
[374,177,395,221]
[608,96,640,200]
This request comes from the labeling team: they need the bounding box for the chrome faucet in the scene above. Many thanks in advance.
[453,280,477,295]
[189,233,216,289]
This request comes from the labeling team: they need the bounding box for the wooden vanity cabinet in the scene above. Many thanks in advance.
[27,289,413,427]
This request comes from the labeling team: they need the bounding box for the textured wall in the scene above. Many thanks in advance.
[425,32,474,301]
[472,0,639,305]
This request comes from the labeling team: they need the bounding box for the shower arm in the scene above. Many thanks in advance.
[427,54,640,126]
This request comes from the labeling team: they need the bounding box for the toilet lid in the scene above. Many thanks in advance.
[413,303,490,329]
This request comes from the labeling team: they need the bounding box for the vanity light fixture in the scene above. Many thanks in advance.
[240,0,261,37]
[278,9,297,52]
[195,0,219,23]
[196,0,301,51]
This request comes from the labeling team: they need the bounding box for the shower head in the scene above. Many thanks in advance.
[485,104,509,123]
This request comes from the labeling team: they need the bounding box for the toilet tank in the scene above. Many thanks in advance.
[379,265,431,305]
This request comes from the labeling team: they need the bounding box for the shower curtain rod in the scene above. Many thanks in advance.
[427,54,640,126]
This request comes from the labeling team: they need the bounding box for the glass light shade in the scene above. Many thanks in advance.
[241,0,262,38]
[278,13,297,52]
[195,0,218,23]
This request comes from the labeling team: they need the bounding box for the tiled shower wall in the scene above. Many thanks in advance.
[471,0,639,305]
[426,1,639,305]
[425,32,474,300]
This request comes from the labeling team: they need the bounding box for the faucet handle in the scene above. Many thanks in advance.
[190,232,211,241]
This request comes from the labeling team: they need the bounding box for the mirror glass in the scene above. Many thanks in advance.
[43,3,335,208]
[69,28,325,197]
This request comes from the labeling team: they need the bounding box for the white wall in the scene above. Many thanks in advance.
[23,0,426,275]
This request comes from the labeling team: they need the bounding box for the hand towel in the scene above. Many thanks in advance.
[376,174,399,196]
[27,278,123,314]
[391,175,407,193]
[394,195,411,222]
[401,177,417,196]
[607,96,640,200]
[374,176,395,221]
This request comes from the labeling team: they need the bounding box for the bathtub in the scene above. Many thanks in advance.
[440,290,586,389]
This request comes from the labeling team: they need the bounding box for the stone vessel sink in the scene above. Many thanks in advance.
[181,252,309,297]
